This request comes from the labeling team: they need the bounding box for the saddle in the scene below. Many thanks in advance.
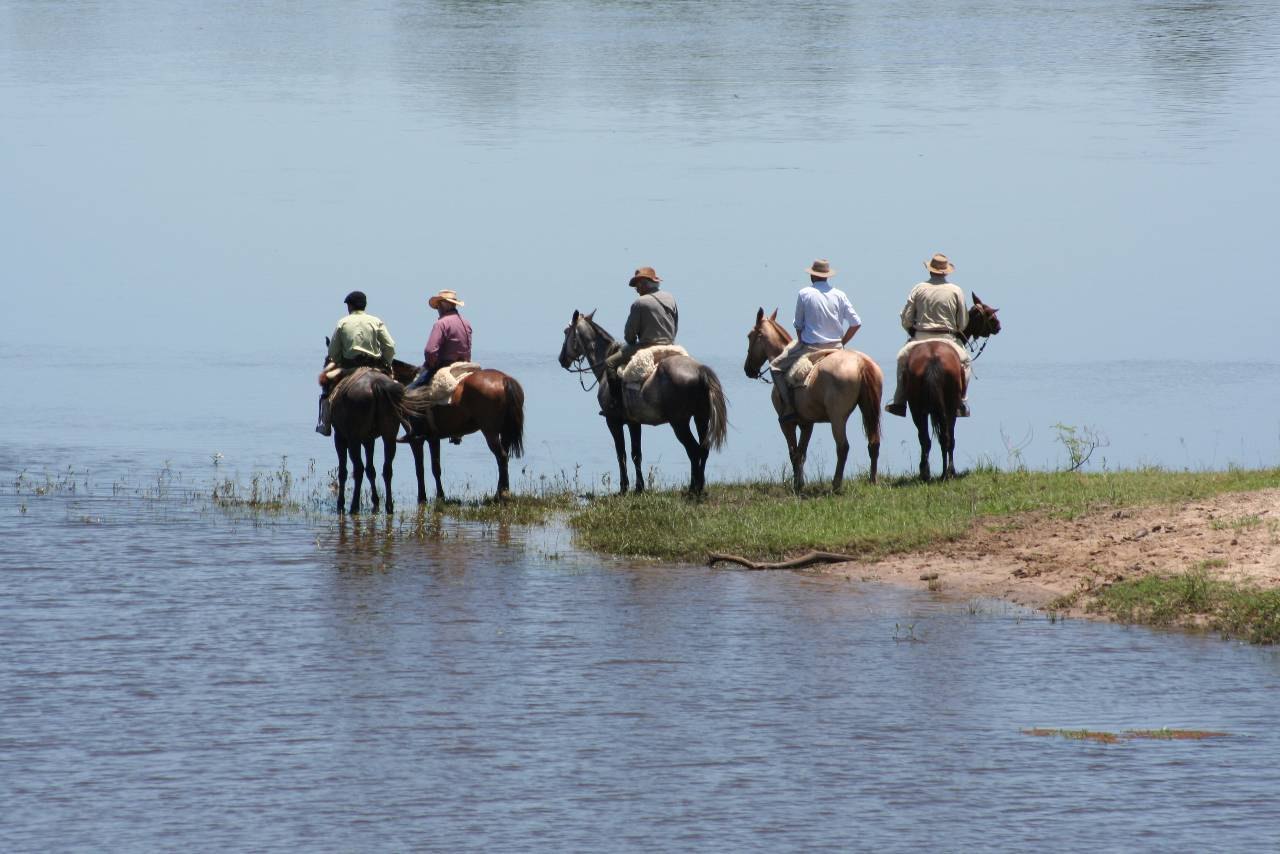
[784,349,839,389]
[319,363,390,388]
[418,362,482,405]
[618,344,689,385]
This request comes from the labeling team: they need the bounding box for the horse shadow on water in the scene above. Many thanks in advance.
[326,358,525,514]
[558,310,728,496]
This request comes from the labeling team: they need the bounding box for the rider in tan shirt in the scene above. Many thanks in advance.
[885,254,972,417]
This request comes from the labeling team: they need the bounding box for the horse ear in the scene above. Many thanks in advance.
[971,292,983,306]
[325,336,330,347]
[770,308,778,321]
[586,309,596,320]
[756,307,764,324]
[572,309,580,323]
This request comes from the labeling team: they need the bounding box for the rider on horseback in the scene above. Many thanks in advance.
[603,266,678,415]
[316,290,397,436]
[885,253,970,418]
[401,289,473,442]
[769,259,862,425]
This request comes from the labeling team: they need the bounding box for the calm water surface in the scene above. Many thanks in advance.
[4,481,1280,851]
[5,0,1280,849]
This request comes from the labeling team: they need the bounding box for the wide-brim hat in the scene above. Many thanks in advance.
[925,253,955,276]
[428,289,464,309]
[628,266,662,288]
[806,259,836,278]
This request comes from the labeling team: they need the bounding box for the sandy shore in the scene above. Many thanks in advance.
[825,488,1280,615]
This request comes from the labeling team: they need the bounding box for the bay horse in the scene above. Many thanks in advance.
[395,362,526,503]
[558,310,727,496]
[904,293,1001,481]
[326,366,404,514]
[743,308,882,493]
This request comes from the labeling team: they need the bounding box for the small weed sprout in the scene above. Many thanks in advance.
[1053,423,1109,472]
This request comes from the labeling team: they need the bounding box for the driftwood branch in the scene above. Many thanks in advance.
[707,551,859,571]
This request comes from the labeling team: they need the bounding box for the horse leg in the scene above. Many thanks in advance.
[943,414,958,480]
[382,437,396,514]
[347,443,364,513]
[483,428,510,500]
[411,439,427,504]
[693,409,711,494]
[364,439,379,512]
[830,414,851,494]
[795,424,814,493]
[334,435,348,514]
[670,418,703,496]
[628,422,644,493]
[607,417,629,494]
[428,437,445,502]
[912,405,932,482]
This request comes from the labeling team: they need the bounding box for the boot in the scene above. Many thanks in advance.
[772,370,798,424]
[602,373,625,418]
[885,363,908,416]
[315,396,332,436]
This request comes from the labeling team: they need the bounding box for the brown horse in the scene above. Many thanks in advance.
[328,367,405,514]
[559,310,728,495]
[903,293,1001,480]
[396,364,526,502]
[743,308,882,492]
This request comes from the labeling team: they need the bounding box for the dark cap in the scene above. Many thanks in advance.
[344,290,367,310]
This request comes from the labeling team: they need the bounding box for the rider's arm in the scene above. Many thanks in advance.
[841,324,861,345]
[378,322,396,367]
[954,291,969,334]
[840,296,862,345]
[423,322,444,368]
[792,292,806,336]
[900,288,917,334]
[327,325,344,363]
[623,302,640,345]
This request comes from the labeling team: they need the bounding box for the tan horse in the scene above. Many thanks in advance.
[743,308,882,492]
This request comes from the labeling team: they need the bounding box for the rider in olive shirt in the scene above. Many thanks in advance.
[316,290,397,435]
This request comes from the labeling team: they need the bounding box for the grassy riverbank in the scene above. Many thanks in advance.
[568,466,1280,561]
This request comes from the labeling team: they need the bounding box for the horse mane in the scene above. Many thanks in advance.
[764,316,793,346]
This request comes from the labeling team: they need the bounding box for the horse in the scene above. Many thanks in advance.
[558,310,728,496]
[903,293,1002,481]
[396,363,526,503]
[742,308,883,493]
[326,365,405,514]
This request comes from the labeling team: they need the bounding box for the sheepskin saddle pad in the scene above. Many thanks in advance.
[619,345,689,385]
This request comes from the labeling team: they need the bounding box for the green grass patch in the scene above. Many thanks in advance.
[567,467,1280,562]
[1089,570,1280,644]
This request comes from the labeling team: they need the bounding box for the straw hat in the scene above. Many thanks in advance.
[428,289,464,309]
[628,266,662,288]
[806,259,836,279]
[924,253,955,276]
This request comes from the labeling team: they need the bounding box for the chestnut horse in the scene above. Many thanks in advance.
[395,362,526,502]
[327,366,405,514]
[743,308,882,492]
[903,293,1001,480]
[558,310,727,495]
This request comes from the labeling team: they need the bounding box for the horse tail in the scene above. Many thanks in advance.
[924,358,950,443]
[501,375,526,459]
[857,356,883,444]
[698,364,729,452]
[374,373,406,426]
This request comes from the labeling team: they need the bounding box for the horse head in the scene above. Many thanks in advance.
[558,309,600,369]
[743,307,788,378]
[967,292,1001,339]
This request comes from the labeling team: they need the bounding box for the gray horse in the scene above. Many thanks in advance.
[559,310,728,495]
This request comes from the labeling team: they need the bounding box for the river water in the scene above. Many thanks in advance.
[5,0,1280,849]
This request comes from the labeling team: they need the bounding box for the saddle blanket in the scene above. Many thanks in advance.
[900,336,969,363]
[411,361,480,404]
[784,349,839,389]
[619,344,689,384]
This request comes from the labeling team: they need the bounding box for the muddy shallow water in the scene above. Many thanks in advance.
[4,471,1280,851]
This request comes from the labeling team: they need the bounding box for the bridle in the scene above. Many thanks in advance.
[747,327,779,384]
[964,309,997,362]
[563,321,607,392]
